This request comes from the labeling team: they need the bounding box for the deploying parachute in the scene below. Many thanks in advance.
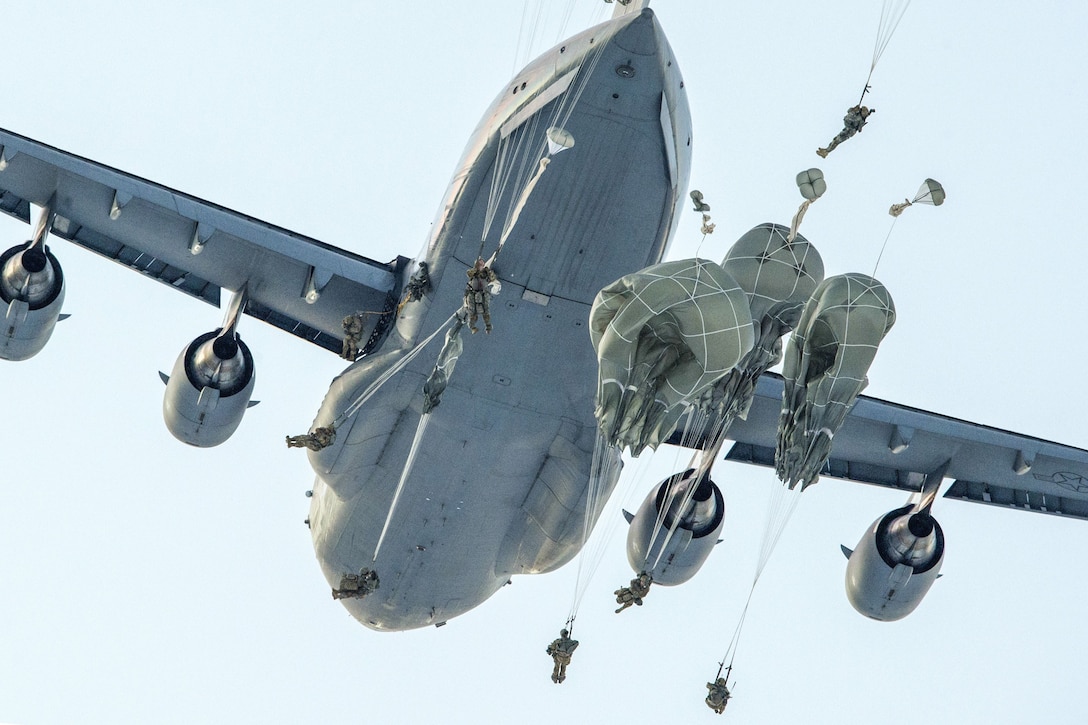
[699,224,825,433]
[776,273,896,490]
[796,169,827,202]
[790,168,826,242]
[889,178,945,217]
[590,258,755,455]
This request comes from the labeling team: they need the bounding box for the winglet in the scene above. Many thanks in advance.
[622,509,634,524]
[840,544,853,560]
[158,371,170,385]
[247,400,261,409]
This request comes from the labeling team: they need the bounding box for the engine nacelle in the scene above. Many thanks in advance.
[845,504,944,621]
[625,469,725,586]
[0,242,65,361]
[162,329,255,447]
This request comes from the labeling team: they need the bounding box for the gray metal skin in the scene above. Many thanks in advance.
[0,243,65,361]
[1,206,66,361]
[161,331,256,447]
[625,471,725,586]
[306,9,692,631]
[844,504,944,621]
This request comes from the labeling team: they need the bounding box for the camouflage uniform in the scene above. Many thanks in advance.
[286,426,336,451]
[464,259,500,333]
[614,572,652,613]
[705,677,731,714]
[817,105,874,157]
[332,568,380,600]
[341,313,366,360]
[546,629,579,683]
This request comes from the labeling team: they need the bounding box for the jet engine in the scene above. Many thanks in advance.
[844,504,944,621]
[0,242,65,361]
[625,469,725,586]
[162,328,255,447]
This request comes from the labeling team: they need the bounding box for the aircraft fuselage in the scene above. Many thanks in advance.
[306,9,692,631]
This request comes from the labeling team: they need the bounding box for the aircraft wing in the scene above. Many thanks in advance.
[0,127,406,355]
[678,372,1088,521]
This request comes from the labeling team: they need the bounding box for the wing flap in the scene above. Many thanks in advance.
[0,128,405,354]
[672,372,1088,521]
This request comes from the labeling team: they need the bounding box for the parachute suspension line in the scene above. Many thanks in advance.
[373,411,432,562]
[497,36,608,258]
[717,578,760,677]
[576,448,649,610]
[872,0,911,71]
[512,1,548,78]
[858,67,876,106]
[641,424,699,572]
[715,480,803,676]
[646,411,721,573]
[754,481,802,582]
[485,25,613,268]
[649,461,705,571]
[497,118,547,250]
[567,430,621,621]
[481,112,546,259]
[861,0,912,102]
[333,312,459,426]
[871,216,899,278]
[567,431,602,618]
[553,0,581,46]
[548,28,611,137]
[480,136,513,256]
[635,400,714,574]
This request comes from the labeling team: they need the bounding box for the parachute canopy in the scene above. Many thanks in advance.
[723,223,826,327]
[701,224,826,426]
[546,126,575,156]
[889,178,945,217]
[912,178,945,206]
[776,273,896,490]
[796,169,827,202]
[590,259,755,455]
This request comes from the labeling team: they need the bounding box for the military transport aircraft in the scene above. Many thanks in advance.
[3,2,1088,723]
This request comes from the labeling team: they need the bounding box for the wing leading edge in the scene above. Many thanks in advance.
[669,372,1088,520]
[0,128,407,355]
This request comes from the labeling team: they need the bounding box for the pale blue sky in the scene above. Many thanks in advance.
[2,2,1087,723]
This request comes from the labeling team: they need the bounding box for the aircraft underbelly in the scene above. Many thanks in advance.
[307,8,690,631]
[308,292,612,630]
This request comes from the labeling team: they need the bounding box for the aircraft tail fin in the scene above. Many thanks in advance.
[610,0,649,20]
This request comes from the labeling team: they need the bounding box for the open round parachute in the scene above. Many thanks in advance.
[697,224,826,425]
[723,224,825,326]
[776,273,896,490]
[590,258,755,456]
[912,178,945,206]
[889,178,945,217]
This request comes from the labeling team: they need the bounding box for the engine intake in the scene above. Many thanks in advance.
[625,469,725,586]
[162,329,256,447]
[844,504,944,621]
[0,242,66,361]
